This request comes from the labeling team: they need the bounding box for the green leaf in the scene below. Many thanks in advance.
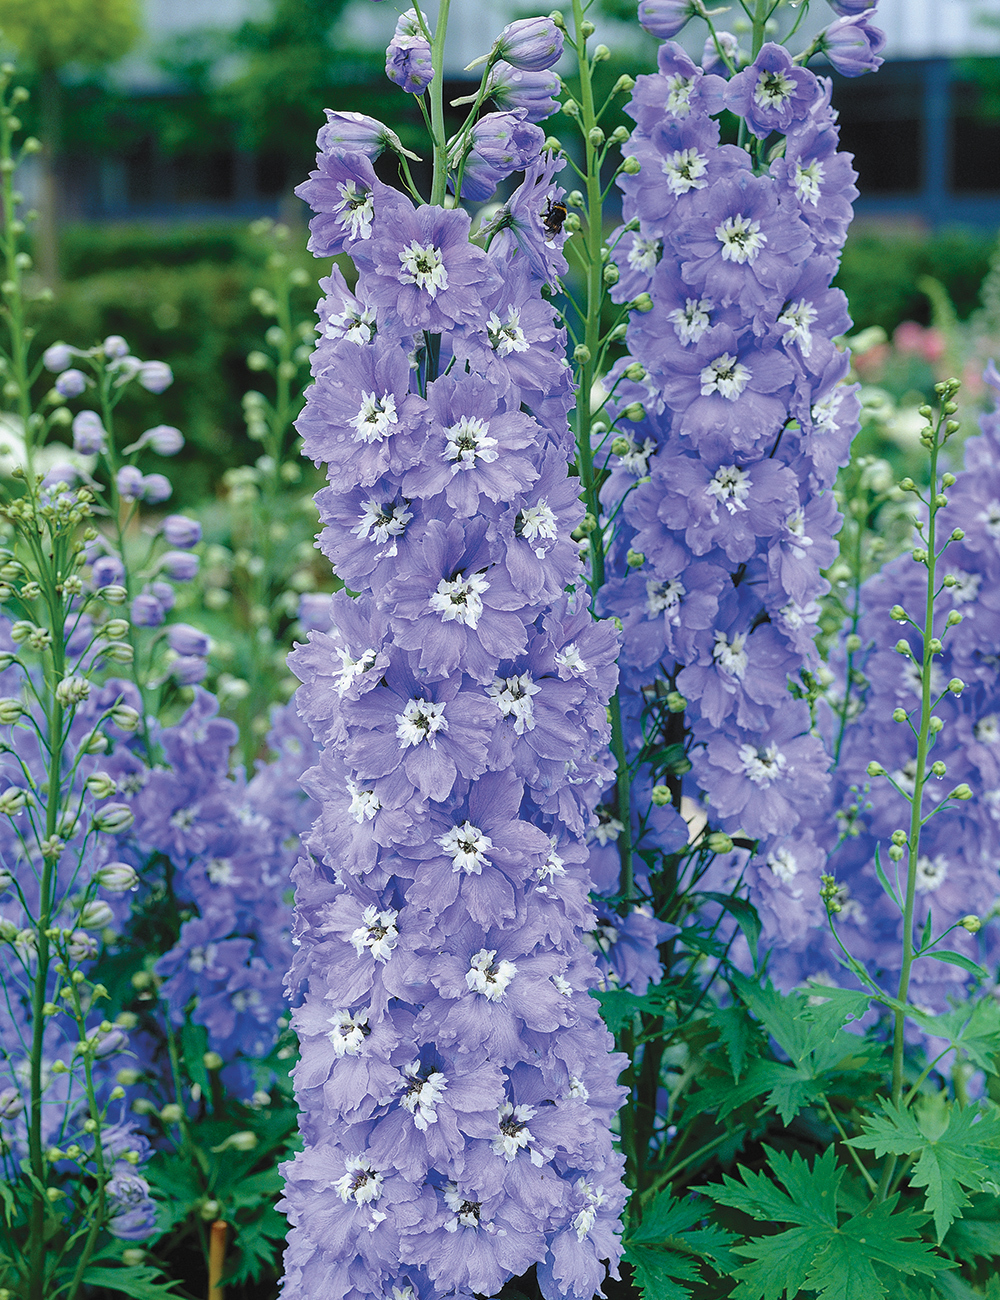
[591,982,679,1036]
[925,949,988,978]
[81,1265,184,1299]
[874,842,903,910]
[702,1147,947,1300]
[224,1204,288,1287]
[701,892,761,965]
[624,1190,738,1300]
[911,997,1000,1073]
[710,1003,758,1083]
[849,1099,1000,1241]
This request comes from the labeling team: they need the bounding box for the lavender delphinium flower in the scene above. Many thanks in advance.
[280,81,630,1299]
[599,34,865,953]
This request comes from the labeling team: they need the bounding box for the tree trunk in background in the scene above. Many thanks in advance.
[36,66,60,290]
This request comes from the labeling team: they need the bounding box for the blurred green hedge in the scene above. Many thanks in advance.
[835,225,996,333]
[37,218,1000,507]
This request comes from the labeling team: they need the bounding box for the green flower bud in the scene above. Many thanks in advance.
[573,344,591,364]
[888,844,904,861]
[894,640,911,656]
[623,402,645,422]
[928,638,943,654]
[203,1051,224,1071]
[100,585,128,605]
[891,829,907,845]
[951,528,965,541]
[160,1103,183,1124]
[950,783,973,800]
[948,678,964,694]
[892,707,907,723]
[706,832,734,854]
[631,292,653,312]
[651,785,671,806]
[929,716,944,733]
[912,548,928,563]
[845,633,862,653]
[931,761,946,777]
[666,692,686,713]
[946,610,963,626]
[622,155,641,174]
[960,914,982,933]
[610,437,631,456]
[890,605,907,621]
[624,362,645,382]
[602,263,619,285]
[867,761,886,777]
[626,549,645,568]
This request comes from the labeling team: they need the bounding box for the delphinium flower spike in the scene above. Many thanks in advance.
[279,5,630,1297]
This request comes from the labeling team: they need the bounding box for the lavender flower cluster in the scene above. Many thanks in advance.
[278,95,631,1299]
[601,36,865,934]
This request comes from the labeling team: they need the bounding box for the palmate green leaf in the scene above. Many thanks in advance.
[225,1204,288,1287]
[624,1190,738,1300]
[701,891,761,965]
[710,1002,759,1083]
[592,981,679,1035]
[849,1099,1000,1241]
[81,1265,184,1299]
[911,997,1000,1073]
[702,1147,947,1300]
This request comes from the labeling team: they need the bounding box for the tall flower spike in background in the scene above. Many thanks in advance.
[600,25,865,952]
[279,5,629,1296]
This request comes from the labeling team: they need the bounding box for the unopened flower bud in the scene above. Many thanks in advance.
[929,716,944,733]
[203,1051,224,1071]
[623,402,645,422]
[200,1200,221,1220]
[960,914,982,933]
[93,803,134,834]
[867,761,886,777]
[79,900,114,929]
[624,362,645,382]
[0,698,22,724]
[602,263,619,285]
[101,585,128,605]
[666,692,686,713]
[706,831,734,854]
[631,293,653,312]
[110,705,141,732]
[951,528,965,541]
[912,548,927,563]
[894,640,911,656]
[845,633,862,653]
[159,1103,183,1124]
[0,787,26,815]
[622,155,641,175]
[950,783,972,800]
[888,844,904,861]
[651,784,671,806]
[97,863,138,892]
[946,610,962,627]
[928,638,943,654]
[610,437,631,456]
[948,678,964,694]
[103,619,129,640]
[890,605,907,621]
[931,761,946,777]
[892,707,907,723]
[573,344,591,364]
[55,676,90,706]
[626,549,644,568]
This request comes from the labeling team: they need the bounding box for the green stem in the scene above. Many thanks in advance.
[428,0,452,206]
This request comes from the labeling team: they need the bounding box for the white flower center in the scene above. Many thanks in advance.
[981,500,1000,541]
[207,858,233,884]
[326,306,376,346]
[334,1157,383,1206]
[778,299,818,356]
[554,642,588,674]
[754,68,796,109]
[538,841,566,883]
[700,353,751,400]
[713,630,748,678]
[492,1102,541,1162]
[901,660,945,700]
[915,854,948,893]
[590,809,624,846]
[572,1180,607,1241]
[350,392,398,444]
[615,435,657,476]
[948,570,981,605]
[428,572,490,627]
[811,387,843,434]
[715,214,767,265]
[646,578,685,622]
[437,820,494,874]
[517,500,558,545]
[627,235,660,274]
[794,159,824,206]
[488,672,540,734]
[401,1062,447,1130]
[767,847,798,884]
[396,698,448,748]
[353,498,413,549]
[668,297,712,346]
[327,1009,370,1056]
[444,1184,482,1229]
[739,742,788,787]
[335,181,374,240]
[350,906,399,962]
[347,779,380,823]
[661,147,708,195]
[706,465,751,515]
[398,240,448,296]
[444,416,498,469]
[333,646,378,694]
[487,308,529,356]
[466,948,516,1000]
[975,714,1000,744]
[664,73,694,116]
